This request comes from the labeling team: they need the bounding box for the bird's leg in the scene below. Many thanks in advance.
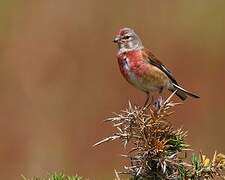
[155,87,164,109]
[143,92,150,108]
[158,87,163,99]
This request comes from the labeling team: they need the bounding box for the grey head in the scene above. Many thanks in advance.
[113,27,144,53]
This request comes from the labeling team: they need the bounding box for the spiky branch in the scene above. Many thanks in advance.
[94,93,225,180]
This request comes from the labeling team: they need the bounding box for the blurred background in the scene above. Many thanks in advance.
[0,0,224,179]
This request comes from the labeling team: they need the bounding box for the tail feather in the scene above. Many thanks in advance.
[170,83,200,101]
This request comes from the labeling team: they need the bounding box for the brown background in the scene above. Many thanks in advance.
[0,0,224,179]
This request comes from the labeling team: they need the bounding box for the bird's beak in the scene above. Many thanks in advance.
[113,36,120,43]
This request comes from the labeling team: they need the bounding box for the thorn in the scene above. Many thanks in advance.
[163,90,177,106]
[93,135,120,147]
[114,169,121,180]
[128,101,133,111]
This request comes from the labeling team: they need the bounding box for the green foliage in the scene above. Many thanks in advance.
[22,172,82,180]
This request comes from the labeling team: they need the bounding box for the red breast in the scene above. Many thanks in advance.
[117,50,148,79]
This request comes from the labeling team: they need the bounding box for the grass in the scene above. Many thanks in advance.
[21,172,82,180]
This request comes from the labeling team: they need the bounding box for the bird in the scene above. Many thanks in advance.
[113,27,199,105]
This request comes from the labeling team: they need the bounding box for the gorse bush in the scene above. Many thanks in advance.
[94,93,225,179]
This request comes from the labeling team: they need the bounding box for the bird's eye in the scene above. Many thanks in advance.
[123,35,131,40]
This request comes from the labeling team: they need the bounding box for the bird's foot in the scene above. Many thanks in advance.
[154,96,163,110]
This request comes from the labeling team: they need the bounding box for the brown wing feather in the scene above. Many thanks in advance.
[142,49,178,85]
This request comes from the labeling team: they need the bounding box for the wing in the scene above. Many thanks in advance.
[142,48,178,85]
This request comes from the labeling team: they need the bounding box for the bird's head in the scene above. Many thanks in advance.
[113,27,144,53]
